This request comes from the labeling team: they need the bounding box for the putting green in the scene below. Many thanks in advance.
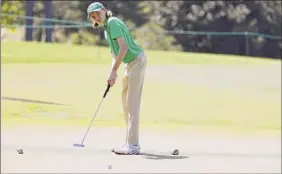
[1,41,281,134]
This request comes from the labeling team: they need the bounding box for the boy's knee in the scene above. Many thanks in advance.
[128,117,138,125]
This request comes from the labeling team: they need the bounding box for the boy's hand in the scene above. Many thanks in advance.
[107,70,117,87]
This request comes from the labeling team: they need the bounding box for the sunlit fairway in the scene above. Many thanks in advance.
[1,41,281,134]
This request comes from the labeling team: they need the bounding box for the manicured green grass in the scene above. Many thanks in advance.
[2,64,280,133]
[1,41,281,134]
[2,40,280,65]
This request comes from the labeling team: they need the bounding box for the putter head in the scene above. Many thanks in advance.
[73,143,85,147]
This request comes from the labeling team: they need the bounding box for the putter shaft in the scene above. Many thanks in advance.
[80,97,105,144]
[75,84,111,147]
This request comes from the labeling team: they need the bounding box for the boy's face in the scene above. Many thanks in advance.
[89,9,106,25]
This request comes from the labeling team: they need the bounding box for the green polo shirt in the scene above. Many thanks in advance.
[104,17,143,63]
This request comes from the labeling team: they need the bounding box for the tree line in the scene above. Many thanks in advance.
[1,0,281,59]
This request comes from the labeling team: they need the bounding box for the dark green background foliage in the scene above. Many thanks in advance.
[1,0,281,59]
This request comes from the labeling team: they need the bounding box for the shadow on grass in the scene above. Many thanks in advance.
[140,151,280,160]
[1,96,68,106]
[140,152,189,160]
[190,152,281,158]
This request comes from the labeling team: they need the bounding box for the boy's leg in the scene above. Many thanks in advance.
[126,53,147,146]
[112,69,129,153]
[114,51,147,155]
[121,76,129,142]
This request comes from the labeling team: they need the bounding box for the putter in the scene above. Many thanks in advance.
[73,84,111,148]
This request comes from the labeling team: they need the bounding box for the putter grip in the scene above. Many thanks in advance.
[103,84,111,98]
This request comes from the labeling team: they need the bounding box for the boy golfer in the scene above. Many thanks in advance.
[87,2,147,155]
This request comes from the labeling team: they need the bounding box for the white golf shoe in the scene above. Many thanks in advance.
[113,144,141,155]
[111,144,126,153]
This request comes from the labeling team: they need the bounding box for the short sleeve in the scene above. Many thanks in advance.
[108,20,123,39]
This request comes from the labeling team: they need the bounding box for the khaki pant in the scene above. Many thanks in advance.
[122,51,147,145]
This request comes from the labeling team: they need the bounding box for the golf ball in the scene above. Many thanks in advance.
[16,148,23,154]
[172,149,179,155]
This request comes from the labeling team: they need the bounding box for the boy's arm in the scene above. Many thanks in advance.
[111,38,128,72]
[108,20,128,72]
[111,51,116,68]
